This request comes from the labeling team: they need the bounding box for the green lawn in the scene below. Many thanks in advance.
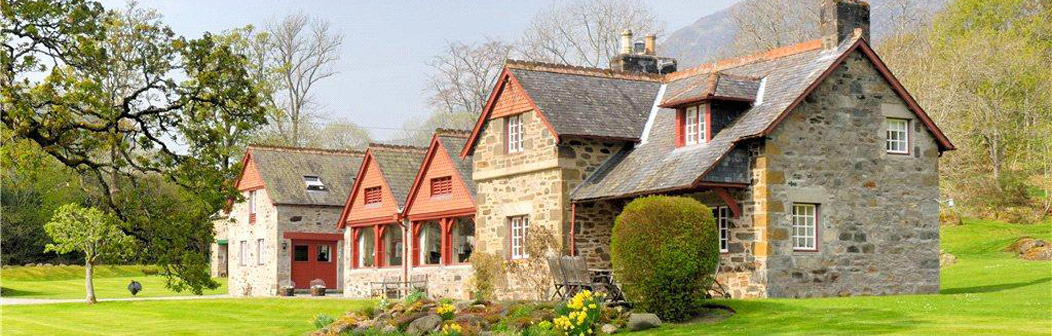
[1,265,227,299]
[1,219,1049,335]
[641,218,1052,335]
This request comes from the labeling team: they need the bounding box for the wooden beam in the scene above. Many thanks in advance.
[713,187,741,218]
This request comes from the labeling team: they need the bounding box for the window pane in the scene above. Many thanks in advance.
[685,107,698,145]
[419,221,442,265]
[358,227,375,267]
[317,244,331,262]
[293,245,309,262]
[384,225,403,266]
[453,217,475,263]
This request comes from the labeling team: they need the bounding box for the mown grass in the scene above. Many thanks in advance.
[1,265,227,299]
[639,218,1052,335]
[1,218,1048,335]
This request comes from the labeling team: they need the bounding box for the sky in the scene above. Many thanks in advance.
[100,0,739,140]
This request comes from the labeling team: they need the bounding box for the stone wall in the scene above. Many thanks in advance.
[762,50,940,298]
[341,226,474,299]
[227,188,280,297]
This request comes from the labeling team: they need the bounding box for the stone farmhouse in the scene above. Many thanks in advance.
[219,145,363,296]
[217,0,954,300]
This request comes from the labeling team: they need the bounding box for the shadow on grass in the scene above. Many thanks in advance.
[941,277,1050,294]
[0,286,46,297]
[650,300,922,335]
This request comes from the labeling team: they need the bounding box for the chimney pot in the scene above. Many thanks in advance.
[644,34,656,55]
[620,29,633,54]
[820,0,870,49]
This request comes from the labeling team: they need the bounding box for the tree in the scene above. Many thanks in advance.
[3,0,267,292]
[44,204,136,304]
[266,12,343,146]
[518,0,664,68]
[879,0,1051,216]
[425,39,513,117]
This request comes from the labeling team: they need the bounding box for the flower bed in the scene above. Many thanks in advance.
[310,291,637,336]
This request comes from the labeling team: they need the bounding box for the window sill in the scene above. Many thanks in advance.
[886,151,910,156]
[792,248,819,253]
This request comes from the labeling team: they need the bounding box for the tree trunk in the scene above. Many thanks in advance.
[85,261,97,304]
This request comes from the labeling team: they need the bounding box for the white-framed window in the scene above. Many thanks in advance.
[303,175,326,191]
[886,118,909,154]
[506,114,524,153]
[248,190,257,223]
[685,106,699,145]
[712,206,730,253]
[792,203,818,251]
[256,239,265,265]
[239,240,247,266]
[509,216,529,260]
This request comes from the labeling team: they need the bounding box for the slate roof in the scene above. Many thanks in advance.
[435,132,476,197]
[572,38,857,201]
[507,64,663,140]
[661,72,762,107]
[247,145,364,206]
[369,144,427,208]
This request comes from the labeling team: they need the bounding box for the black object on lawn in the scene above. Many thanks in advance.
[128,280,142,296]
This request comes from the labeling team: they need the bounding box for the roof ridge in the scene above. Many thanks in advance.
[666,39,822,81]
[434,128,471,138]
[505,59,663,82]
[247,144,364,156]
[368,142,428,153]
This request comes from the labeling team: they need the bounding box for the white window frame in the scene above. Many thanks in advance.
[239,240,247,266]
[792,204,818,251]
[510,216,529,260]
[507,114,524,153]
[248,190,256,215]
[685,106,699,145]
[713,206,730,253]
[256,239,265,265]
[303,175,325,190]
[886,118,909,154]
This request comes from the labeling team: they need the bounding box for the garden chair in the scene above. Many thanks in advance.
[409,274,428,297]
[708,258,731,299]
[559,256,591,297]
[370,276,402,298]
[547,256,568,300]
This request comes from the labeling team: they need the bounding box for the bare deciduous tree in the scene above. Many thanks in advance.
[518,0,664,68]
[426,39,513,116]
[267,12,343,146]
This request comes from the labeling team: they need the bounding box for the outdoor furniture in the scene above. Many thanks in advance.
[708,258,731,299]
[547,257,568,300]
[370,276,403,298]
[409,274,429,296]
[549,256,626,304]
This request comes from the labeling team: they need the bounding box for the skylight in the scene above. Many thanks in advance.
[303,175,326,191]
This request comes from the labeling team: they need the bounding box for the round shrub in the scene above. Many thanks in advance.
[610,195,719,321]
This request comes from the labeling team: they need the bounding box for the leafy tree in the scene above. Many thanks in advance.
[3,0,267,292]
[44,204,136,304]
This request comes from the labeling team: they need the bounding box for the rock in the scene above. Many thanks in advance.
[1006,237,1040,254]
[1023,246,1052,261]
[939,250,957,266]
[406,314,442,336]
[330,322,354,334]
[601,323,619,334]
[454,300,473,311]
[381,325,398,334]
[627,313,662,331]
[452,314,487,328]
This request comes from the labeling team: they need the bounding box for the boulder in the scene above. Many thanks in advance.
[381,324,398,334]
[1005,237,1043,254]
[601,323,619,334]
[627,313,662,331]
[406,314,442,336]
[1023,246,1052,261]
[939,250,957,266]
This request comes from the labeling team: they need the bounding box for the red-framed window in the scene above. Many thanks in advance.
[364,186,382,206]
[430,176,453,198]
[675,104,709,147]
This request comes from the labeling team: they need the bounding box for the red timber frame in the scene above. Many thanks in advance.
[403,133,476,267]
[673,103,714,148]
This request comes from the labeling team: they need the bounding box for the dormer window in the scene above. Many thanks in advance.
[303,175,326,191]
[677,104,708,147]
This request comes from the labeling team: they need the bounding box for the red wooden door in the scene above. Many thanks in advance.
[290,240,338,289]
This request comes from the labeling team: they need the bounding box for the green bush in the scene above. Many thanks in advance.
[311,314,335,329]
[610,196,719,321]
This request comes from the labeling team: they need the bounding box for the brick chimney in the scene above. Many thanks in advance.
[820,0,871,49]
[610,31,677,74]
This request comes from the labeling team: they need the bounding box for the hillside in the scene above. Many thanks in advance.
[662,0,949,67]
